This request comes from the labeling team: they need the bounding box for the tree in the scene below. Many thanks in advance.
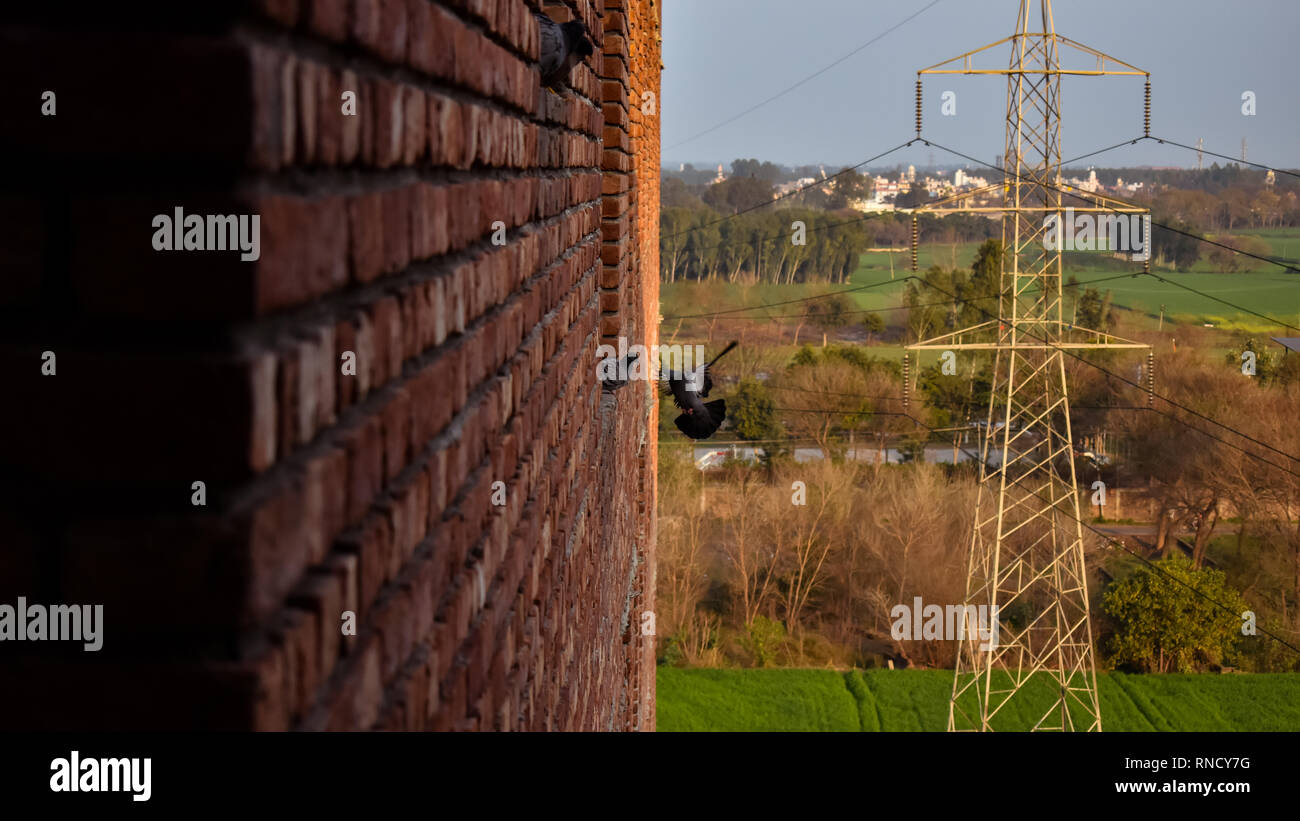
[1150,219,1201,270]
[802,291,855,328]
[702,176,774,214]
[730,158,786,184]
[862,312,886,343]
[960,239,1004,326]
[904,265,963,341]
[1207,234,1271,272]
[1103,555,1248,673]
[661,176,704,209]
[1074,286,1114,330]
[777,357,870,461]
[731,378,781,440]
[896,187,930,209]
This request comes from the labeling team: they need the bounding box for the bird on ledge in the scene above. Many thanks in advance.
[536,13,594,92]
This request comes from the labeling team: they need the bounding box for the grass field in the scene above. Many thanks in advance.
[661,244,1300,336]
[656,667,1300,731]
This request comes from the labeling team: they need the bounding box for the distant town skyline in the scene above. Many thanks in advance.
[662,0,1298,172]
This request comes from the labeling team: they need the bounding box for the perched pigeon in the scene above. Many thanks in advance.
[536,14,594,89]
[662,341,738,440]
[599,352,639,392]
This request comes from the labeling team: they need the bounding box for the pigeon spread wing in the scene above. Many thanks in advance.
[674,399,726,440]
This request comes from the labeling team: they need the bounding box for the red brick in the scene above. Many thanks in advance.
[306,0,349,40]
[340,69,361,162]
[291,571,343,681]
[402,85,426,165]
[334,317,357,410]
[372,79,403,168]
[347,192,384,284]
[253,194,349,313]
[381,388,412,481]
[342,414,383,524]
[296,59,319,163]
[377,0,409,64]
[428,5,461,80]
[325,636,383,730]
[407,0,435,75]
[379,186,412,275]
[369,295,403,384]
[315,65,341,164]
[428,93,463,167]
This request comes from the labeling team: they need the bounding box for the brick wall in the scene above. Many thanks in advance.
[0,0,660,731]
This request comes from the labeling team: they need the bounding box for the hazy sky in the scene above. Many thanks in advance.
[662,0,1299,172]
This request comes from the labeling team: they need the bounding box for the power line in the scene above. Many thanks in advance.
[921,138,1300,274]
[1142,272,1300,333]
[1058,136,1144,168]
[1148,220,1300,274]
[665,134,1144,246]
[896,410,1300,660]
[666,0,945,150]
[761,373,1300,480]
[1149,135,1300,180]
[909,274,1300,470]
[660,133,1206,278]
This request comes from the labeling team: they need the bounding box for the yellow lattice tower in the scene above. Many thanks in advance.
[907,0,1151,731]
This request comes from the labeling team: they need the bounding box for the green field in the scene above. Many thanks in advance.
[656,667,1300,731]
[662,247,1300,335]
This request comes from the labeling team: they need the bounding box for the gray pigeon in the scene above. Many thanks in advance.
[662,341,738,440]
[536,13,594,88]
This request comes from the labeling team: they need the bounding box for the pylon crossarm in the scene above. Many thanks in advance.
[1050,184,1149,214]
[1055,35,1146,75]
[905,320,999,350]
[910,323,1149,350]
[918,34,1145,76]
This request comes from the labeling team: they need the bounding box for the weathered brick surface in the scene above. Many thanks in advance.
[0,0,659,732]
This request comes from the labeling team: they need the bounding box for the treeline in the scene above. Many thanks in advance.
[660,208,870,285]
[1131,171,1300,233]
[660,206,999,284]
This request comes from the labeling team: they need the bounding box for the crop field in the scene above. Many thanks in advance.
[656,667,1300,731]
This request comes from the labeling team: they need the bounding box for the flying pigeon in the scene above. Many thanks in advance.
[536,14,594,89]
[662,341,739,440]
[599,352,640,393]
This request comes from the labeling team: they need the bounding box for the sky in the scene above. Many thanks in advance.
[661,0,1299,173]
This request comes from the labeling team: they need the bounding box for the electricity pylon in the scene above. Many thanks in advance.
[906,0,1151,731]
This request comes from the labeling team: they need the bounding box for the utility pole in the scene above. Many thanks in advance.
[1158,304,1165,331]
[909,0,1151,732]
